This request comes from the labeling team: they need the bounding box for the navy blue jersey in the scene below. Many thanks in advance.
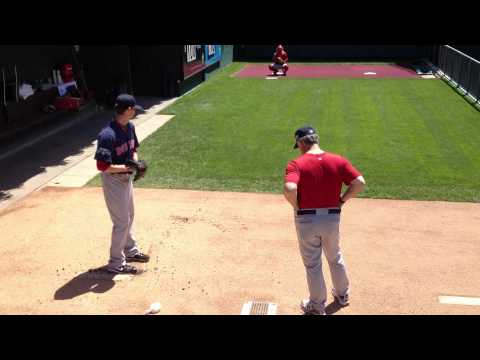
[95,119,139,165]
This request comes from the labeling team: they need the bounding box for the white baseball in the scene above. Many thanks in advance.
[147,302,162,314]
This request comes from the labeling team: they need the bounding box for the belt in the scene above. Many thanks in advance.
[296,208,341,215]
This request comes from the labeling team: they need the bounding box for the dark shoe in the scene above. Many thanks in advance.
[107,264,138,274]
[126,252,150,263]
[332,289,349,306]
[300,299,326,315]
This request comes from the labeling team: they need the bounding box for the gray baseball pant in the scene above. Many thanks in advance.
[294,209,349,313]
[101,172,139,270]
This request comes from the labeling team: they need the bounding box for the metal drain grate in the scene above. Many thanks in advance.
[241,301,277,315]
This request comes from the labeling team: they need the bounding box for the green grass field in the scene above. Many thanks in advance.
[88,63,480,202]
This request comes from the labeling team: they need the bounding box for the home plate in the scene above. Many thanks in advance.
[363,72,377,75]
[241,301,278,315]
[265,76,279,80]
[438,296,480,306]
[422,75,436,79]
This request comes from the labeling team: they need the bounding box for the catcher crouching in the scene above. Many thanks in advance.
[94,94,150,275]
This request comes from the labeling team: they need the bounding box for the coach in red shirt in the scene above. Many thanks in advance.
[284,126,366,315]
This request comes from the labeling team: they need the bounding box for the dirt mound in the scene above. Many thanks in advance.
[0,187,479,314]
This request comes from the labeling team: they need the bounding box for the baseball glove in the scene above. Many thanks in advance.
[125,159,148,182]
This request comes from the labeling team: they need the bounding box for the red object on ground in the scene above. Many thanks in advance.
[236,64,419,78]
[54,96,83,111]
[61,64,74,83]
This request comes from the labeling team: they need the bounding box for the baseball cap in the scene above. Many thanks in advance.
[114,94,145,113]
[293,126,316,149]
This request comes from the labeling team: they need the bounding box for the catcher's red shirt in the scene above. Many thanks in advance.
[285,152,361,209]
[273,50,288,64]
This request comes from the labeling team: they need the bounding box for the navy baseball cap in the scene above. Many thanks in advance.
[293,126,316,149]
[114,94,145,112]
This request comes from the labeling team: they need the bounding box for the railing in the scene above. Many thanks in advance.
[436,45,480,103]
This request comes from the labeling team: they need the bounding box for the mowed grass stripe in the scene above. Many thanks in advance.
[428,84,480,176]
[414,82,473,184]
[408,80,480,185]
[318,81,349,156]
[87,63,480,202]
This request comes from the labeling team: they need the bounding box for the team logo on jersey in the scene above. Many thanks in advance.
[115,139,135,156]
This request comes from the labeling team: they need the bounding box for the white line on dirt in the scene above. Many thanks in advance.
[438,296,480,306]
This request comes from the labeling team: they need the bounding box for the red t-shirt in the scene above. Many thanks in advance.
[273,51,288,64]
[285,152,361,209]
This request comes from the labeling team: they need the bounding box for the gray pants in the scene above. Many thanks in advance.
[101,172,139,270]
[294,209,349,312]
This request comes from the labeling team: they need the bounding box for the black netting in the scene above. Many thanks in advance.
[437,45,480,101]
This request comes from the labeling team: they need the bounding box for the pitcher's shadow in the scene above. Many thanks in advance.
[325,301,348,315]
[54,267,116,300]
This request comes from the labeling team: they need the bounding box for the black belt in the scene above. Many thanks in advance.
[296,209,341,215]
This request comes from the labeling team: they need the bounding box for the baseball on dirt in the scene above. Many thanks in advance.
[147,302,162,314]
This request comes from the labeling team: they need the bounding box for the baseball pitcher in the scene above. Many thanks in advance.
[94,94,150,274]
